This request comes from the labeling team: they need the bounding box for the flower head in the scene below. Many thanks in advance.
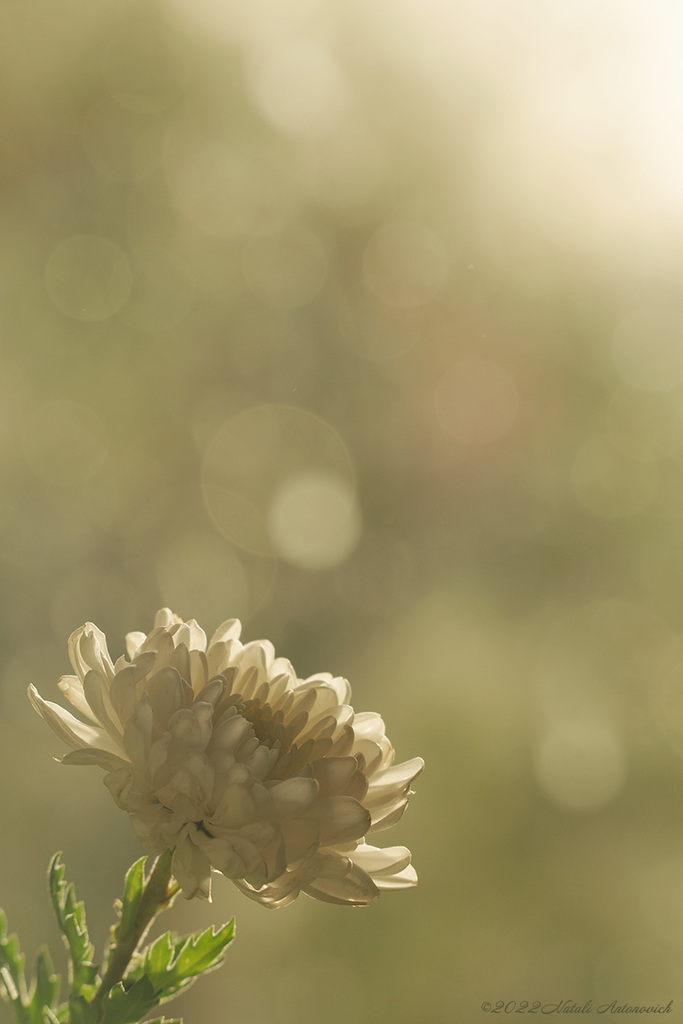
[29,609,423,907]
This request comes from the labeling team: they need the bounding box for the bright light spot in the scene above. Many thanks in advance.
[268,472,361,570]
[612,304,683,391]
[434,357,518,445]
[242,224,327,308]
[46,235,132,321]
[363,221,448,308]
[245,38,348,138]
[202,404,354,556]
[571,435,658,518]
[534,721,625,812]
[22,401,108,485]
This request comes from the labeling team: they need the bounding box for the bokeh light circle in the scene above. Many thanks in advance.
[267,472,361,570]
[245,38,348,138]
[202,404,356,559]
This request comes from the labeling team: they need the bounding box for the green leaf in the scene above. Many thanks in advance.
[117,858,146,941]
[145,1018,183,1024]
[142,920,235,1001]
[144,933,174,982]
[48,855,98,994]
[0,907,30,1023]
[0,912,62,1024]
[170,920,235,982]
[67,993,100,1024]
[29,948,60,1020]
[100,974,160,1024]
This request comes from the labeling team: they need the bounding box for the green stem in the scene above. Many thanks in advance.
[94,849,177,1011]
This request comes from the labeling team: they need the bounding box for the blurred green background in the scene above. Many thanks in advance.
[2,0,683,1020]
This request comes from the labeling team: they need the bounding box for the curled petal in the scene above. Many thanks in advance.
[307,795,371,845]
[302,853,379,906]
[28,685,121,754]
[60,747,130,771]
[365,757,424,808]
[83,670,123,742]
[68,624,115,682]
[57,675,100,724]
[349,843,413,878]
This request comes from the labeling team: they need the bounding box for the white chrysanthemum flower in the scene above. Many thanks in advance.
[29,609,423,908]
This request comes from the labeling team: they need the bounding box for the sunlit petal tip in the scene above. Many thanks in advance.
[154,608,179,628]
[125,631,146,660]
[208,619,242,647]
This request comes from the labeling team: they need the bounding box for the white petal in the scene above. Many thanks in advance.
[302,854,379,906]
[172,834,212,900]
[208,714,252,756]
[352,711,387,743]
[208,619,242,647]
[103,765,137,809]
[374,864,418,890]
[302,673,351,706]
[211,782,257,828]
[109,666,139,727]
[185,619,207,652]
[28,685,121,753]
[310,757,367,800]
[206,640,230,679]
[367,795,412,833]
[68,623,115,682]
[154,608,178,628]
[123,698,154,766]
[57,675,100,724]
[125,631,146,659]
[349,843,412,877]
[147,667,193,731]
[365,757,424,806]
[308,795,371,844]
[60,748,129,771]
[83,670,123,741]
[189,650,209,694]
[268,777,319,814]
[194,677,225,708]
[167,704,213,751]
